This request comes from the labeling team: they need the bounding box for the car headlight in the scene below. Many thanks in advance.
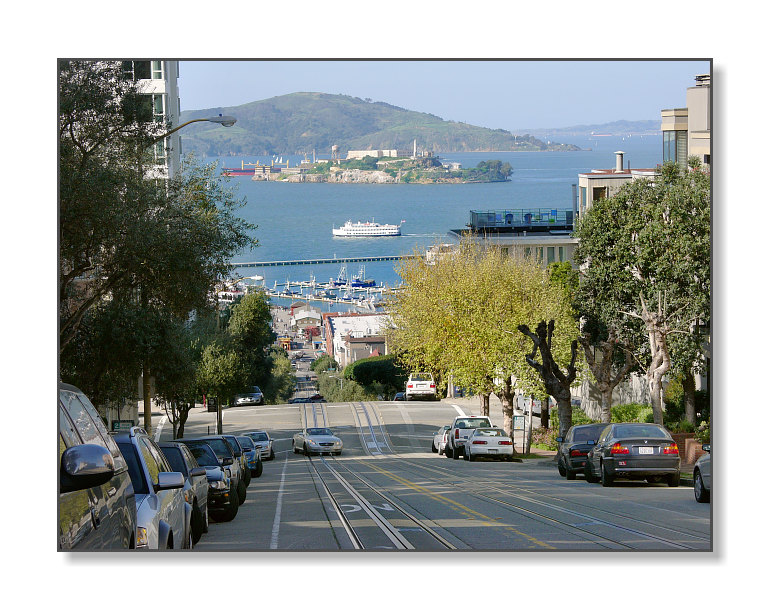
[307,439,317,445]
[209,480,227,491]
[137,527,148,548]
[184,489,194,504]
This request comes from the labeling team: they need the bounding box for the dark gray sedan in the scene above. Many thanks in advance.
[556,423,607,480]
[584,423,681,487]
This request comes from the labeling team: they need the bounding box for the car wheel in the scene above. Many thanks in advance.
[667,472,680,487]
[600,461,614,487]
[254,460,263,478]
[467,452,475,462]
[304,443,311,456]
[694,469,710,503]
[237,479,247,504]
[191,502,204,544]
[269,448,275,460]
[431,441,438,453]
[243,466,251,487]
[202,505,209,534]
[557,458,567,477]
[453,447,460,460]
[444,445,453,458]
[222,490,239,522]
[293,441,299,454]
[584,463,599,483]
[186,529,194,550]
[566,467,576,481]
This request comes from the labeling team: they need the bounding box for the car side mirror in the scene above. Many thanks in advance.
[60,444,115,493]
[190,467,206,477]
[222,457,234,466]
[703,444,711,453]
[156,472,185,491]
[556,437,563,443]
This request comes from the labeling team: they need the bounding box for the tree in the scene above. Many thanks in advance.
[59,60,256,352]
[227,292,276,386]
[574,160,710,424]
[389,236,578,439]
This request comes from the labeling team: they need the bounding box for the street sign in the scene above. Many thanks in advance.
[111,420,134,431]
[513,415,525,431]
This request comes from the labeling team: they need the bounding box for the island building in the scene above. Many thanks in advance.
[322,312,390,369]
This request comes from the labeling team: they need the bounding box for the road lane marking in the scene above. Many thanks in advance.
[365,462,555,549]
[450,404,467,417]
[269,455,289,549]
[154,416,167,442]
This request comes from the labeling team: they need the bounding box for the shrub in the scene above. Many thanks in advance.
[549,406,599,431]
[531,427,559,451]
[343,354,407,395]
[695,419,710,444]
[669,419,695,433]
[611,403,653,423]
[311,354,337,373]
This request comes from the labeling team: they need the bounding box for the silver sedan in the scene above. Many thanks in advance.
[245,430,274,461]
[432,425,451,453]
[293,427,343,456]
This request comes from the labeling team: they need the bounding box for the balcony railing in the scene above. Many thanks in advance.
[469,209,574,232]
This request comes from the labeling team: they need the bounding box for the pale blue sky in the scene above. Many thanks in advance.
[179,60,710,131]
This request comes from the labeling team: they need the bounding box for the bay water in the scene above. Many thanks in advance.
[206,134,661,310]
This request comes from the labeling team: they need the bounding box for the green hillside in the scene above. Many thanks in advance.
[179,93,580,156]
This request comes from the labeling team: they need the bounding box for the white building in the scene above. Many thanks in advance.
[122,60,181,179]
[324,313,390,368]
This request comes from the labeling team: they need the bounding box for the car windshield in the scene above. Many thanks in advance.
[308,428,332,436]
[455,418,491,429]
[572,425,606,442]
[410,373,432,381]
[160,447,188,476]
[186,445,219,467]
[249,432,269,442]
[614,424,671,440]
[237,436,255,450]
[223,437,242,455]
[195,439,233,460]
[475,428,504,437]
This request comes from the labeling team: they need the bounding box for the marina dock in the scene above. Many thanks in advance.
[230,254,420,268]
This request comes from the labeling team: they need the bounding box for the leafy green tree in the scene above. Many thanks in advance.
[574,160,710,424]
[311,354,338,373]
[261,348,296,404]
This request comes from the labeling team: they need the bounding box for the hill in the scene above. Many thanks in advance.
[516,119,660,139]
[178,93,581,156]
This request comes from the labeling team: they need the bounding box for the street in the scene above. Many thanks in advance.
[157,399,711,551]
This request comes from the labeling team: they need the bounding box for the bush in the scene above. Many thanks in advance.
[549,406,599,431]
[343,354,407,396]
[311,354,337,373]
[531,427,559,451]
[695,419,710,444]
[611,403,652,423]
[669,419,695,434]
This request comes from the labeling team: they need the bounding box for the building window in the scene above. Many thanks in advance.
[580,186,587,214]
[592,186,608,201]
[547,247,555,265]
[122,60,151,81]
[559,246,566,262]
[152,61,163,80]
[152,94,165,123]
[663,130,688,165]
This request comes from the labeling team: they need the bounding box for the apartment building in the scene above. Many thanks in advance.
[661,73,711,167]
[323,312,390,369]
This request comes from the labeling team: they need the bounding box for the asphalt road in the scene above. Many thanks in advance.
[159,399,712,552]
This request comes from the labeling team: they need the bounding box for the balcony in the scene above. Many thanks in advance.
[468,209,575,234]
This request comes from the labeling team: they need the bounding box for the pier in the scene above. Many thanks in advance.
[230,254,421,268]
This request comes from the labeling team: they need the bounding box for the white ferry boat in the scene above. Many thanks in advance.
[332,219,404,237]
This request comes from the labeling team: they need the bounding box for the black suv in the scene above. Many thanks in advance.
[58,383,137,550]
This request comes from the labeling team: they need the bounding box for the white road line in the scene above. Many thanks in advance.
[154,416,167,442]
[270,455,289,550]
[450,404,467,417]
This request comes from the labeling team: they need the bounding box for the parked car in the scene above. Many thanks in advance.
[245,430,274,461]
[693,444,711,503]
[223,434,251,487]
[181,442,238,522]
[113,427,191,549]
[464,427,515,461]
[159,442,209,544]
[439,429,450,455]
[393,392,405,401]
[445,415,493,459]
[59,383,137,550]
[556,423,608,480]
[236,435,263,477]
[235,386,264,406]
[584,423,681,487]
[180,436,247,505]
[307,393,327,403]
[293,427,343,456]
[405,372,436,401]
[431,425,451,453]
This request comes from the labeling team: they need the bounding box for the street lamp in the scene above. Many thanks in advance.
[140,114,237,437]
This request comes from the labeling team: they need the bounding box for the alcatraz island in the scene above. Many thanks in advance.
[224,145,513,184]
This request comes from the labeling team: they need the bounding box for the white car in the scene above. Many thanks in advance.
[464,427,515,462]
[245,430,274,460]
[431,425,451,453]
[445,415,493,459]
[405,372,436,401]
[293,427,343,456]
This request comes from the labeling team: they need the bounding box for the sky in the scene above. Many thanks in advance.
[179,60,710,132]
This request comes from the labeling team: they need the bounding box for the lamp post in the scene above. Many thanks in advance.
[141,115,236,437]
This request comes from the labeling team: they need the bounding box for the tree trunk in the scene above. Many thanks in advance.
[142,364,152,436]
[683,370,696,425]
[479,392,490,417]
[496,377,517,454]
[540,399,549,429]
[556,395,572,438]
[600,386,613,424]
[177,403,189,439]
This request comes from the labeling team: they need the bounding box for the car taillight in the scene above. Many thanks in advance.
[498,440,512,445]
[407,384,413,388]
[663,444,679,455]
[455,429,459,439]
[611,443,629,455]
[570,449,587,457]
[430,383,435,388]
[472,440,487,445]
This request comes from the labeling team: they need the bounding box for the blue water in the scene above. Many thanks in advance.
[207,134,661,310]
